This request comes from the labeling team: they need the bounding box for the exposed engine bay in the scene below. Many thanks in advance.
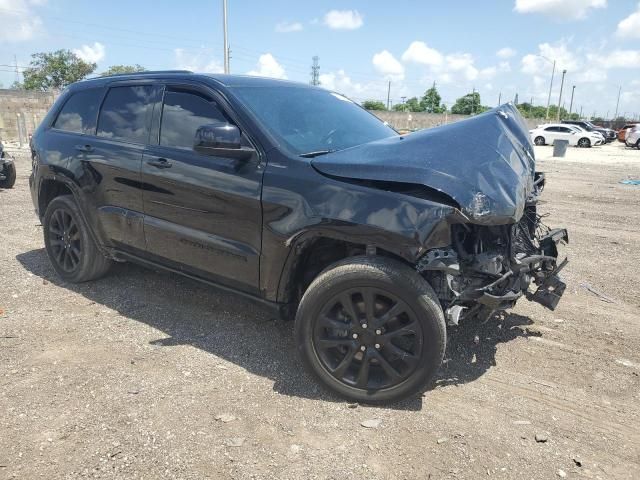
[417,172,568,324]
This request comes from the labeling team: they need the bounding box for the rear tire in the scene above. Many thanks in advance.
[295,256,446,404]
[0,161,16,189]
[43,195,111,283]
[534,136,545,146]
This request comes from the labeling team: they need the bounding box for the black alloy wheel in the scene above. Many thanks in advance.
[295,256,446,404]
[47,208,82,272]
[313,287,423,390]
[534,136,545,146]
[43,195,111,282]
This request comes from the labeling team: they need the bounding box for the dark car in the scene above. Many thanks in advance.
[0,141,16,189]
[29,71,567,403]
[561,120,615,142]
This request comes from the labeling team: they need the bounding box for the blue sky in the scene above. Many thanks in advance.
[1,0,640,118]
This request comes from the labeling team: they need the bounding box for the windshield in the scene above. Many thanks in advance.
[231,86,397,156]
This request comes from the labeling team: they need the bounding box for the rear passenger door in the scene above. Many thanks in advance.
[89,83,158,253]
[140,83,264,294]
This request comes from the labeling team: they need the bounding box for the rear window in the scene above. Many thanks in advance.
[97,85,154,143]
[52,88,103,134]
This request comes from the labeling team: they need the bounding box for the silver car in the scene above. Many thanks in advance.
[626,125,640,149]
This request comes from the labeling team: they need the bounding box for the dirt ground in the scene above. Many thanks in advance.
[1,142,639,480]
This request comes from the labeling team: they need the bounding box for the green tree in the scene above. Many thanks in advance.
[420,84,445,113]
[451,92,489,115]
[405,97,424,112]
[362,100,387,111]
[392,103,406,111]
[101,64,146,76]
[22,50,96,91]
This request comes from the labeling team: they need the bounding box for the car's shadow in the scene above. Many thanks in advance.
[17,248,538,411]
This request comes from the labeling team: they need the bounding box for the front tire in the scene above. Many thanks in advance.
[578,137,591,148]
[43,195,111,283]
[0,161,16,188]
[534,136,545,146]
[295,256,446,404]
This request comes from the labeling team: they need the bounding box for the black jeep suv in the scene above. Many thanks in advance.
[30,71,567,403]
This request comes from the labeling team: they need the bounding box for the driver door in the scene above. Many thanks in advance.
[141,84,264,294]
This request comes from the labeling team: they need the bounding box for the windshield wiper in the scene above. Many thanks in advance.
[299,149,335,158]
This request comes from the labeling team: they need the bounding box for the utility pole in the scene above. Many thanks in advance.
[497,91,501,106]
[614,85,622,120]
[386,81,391,110]
[13,55,19,85]
[568,85,575,116]
[579,106,583,118]
[400,96,406,112]
[222,0,230,74]
[556,69,567,121]
[310,56,320,85]
[545,59,556,120]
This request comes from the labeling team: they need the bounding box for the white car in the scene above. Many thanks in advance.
[530,123,604,148]
[626,125,640,148]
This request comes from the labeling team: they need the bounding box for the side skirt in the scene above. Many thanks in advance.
[111,250,290,320]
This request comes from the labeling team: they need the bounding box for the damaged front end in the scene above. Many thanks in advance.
[311,103,568,322]
[418,175,568,324]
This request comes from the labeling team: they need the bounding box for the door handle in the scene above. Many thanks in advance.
[74,144,94,153]
[146,158,172,169]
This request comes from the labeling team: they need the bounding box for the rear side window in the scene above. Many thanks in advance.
[53,88,103,134]
[160,89,228,149]
[97,85,154,143]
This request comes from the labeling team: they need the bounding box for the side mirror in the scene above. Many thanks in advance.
[194,123,254,160]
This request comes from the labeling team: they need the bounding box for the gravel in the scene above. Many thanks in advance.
[1,143,640,479]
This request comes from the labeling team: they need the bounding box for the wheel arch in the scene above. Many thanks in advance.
[275,231,417,307]
[38,178,75,219]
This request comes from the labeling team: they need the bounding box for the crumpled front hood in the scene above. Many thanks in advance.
[311,103,536,225]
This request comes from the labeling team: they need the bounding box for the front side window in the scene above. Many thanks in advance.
[160,89,227,149]
[97,85,154,143]
[53,88,103,134]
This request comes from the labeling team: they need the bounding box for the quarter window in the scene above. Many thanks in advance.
[53,88,103,134]
[160,90,228,149]
[97,85,154,143]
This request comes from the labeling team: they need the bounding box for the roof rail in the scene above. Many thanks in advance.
[101,70,193,78]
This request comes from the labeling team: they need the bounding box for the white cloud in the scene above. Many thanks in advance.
[496,47,517,59]
[275,21,303,33]
[616,3,640,38]
[174,48,223,73]
[401,41,443,66]
[521,40,579,74]
[514,0,606,20]
[247,53,287,79]
[402,40,505,84]
[319,70,361,93]
[319,69,409,104]
[323,10,363,30]
[589,49,640,68]
[443,53,478,81]
[72,42,105,63]
[372,50,404,80]
[0,0,45,42]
